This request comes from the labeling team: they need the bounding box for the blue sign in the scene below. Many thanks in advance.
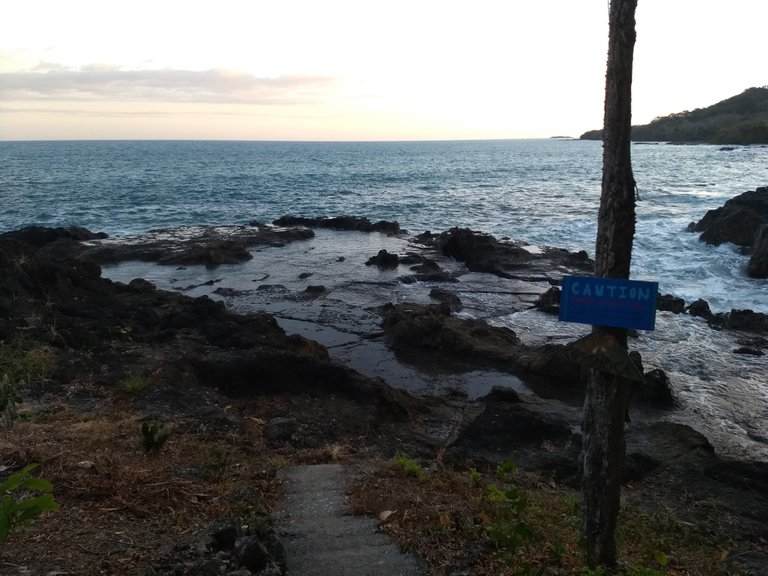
[559,276,658,331]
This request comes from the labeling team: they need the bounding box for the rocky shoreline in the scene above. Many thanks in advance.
[1,220,767,574]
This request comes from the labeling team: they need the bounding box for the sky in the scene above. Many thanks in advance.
[1,0,766,141]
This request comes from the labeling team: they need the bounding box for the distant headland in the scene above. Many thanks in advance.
[580,86,768,144]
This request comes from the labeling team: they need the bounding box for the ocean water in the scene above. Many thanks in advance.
[1,139,766,312]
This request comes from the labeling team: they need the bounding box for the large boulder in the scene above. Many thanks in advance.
[381,302,520,368]
[688,187,768,247]
[688,187,768,280]
[380,303,583,385]
[432,227,592,280]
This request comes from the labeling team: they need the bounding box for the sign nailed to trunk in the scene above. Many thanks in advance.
[559,276,658,331]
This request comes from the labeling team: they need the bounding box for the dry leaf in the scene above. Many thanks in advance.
[379,509,395,521]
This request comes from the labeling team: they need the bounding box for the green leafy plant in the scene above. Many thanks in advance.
[0,373,22,429]
[485,461,536,555]
[0,463,59,544]
[140,421,169,454]
[467,467,483,488]
[393,451,426,479]
[496,459,517,483]
[122,373,149,395]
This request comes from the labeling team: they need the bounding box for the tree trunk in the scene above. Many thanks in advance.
[581,0,638,568]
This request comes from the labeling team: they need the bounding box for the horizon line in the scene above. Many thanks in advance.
[0,136,582,144]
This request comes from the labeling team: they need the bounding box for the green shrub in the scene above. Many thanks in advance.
[0,464,59,544]
[393,451,426,479]
[0,342,57,384]
[140,421,169,454]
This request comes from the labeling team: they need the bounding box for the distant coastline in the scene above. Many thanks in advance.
[580,86,768,145]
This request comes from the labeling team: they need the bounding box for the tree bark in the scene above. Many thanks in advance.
[581,0,638,568]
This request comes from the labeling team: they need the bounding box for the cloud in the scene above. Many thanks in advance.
[0,64,338,105]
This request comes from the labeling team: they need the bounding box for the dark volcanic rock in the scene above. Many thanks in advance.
[272,215,401,235]
[0,226,419,428]
[688,186,768,279]
[636,368,675,407]
[415,228,592,281]
[380,303,583,387]
[513,344,581,383]
[209,518,239,551]
[79,223,315,268]
[437,227,529,278]
[400,254,457,283]
[748,224,768,278]
[0,226,108,247]
[428,288,463,312]
[365,249,399,269]
[687,298,713,318]
[381,302,520,368]
[534,286,561,314]
[733,347,765,356]
[263,417,297,442]
[656,293,685,314]
[439,227,594,278]
[689,187,768,247]
[710,309,768,334]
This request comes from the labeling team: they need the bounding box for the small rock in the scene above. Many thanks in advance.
[263,417,296,442]
[128,278,156,292]
[534,286,561,314]
[366,249,399,269]
[483,386,521,403]
[429,288,462,312]
[687,298,712,318]
[298,272,313,279]
[733,347,764,356]
[656,293,685,314]
[234,536,270,572]
[210,518,239,551]
[623,452,660,483]
[637,368,675,407]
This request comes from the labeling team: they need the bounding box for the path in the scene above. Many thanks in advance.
[276,464,422,576]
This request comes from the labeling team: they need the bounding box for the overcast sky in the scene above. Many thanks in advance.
[1,0,765,141]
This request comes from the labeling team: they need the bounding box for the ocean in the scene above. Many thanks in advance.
[1,139,766,312]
